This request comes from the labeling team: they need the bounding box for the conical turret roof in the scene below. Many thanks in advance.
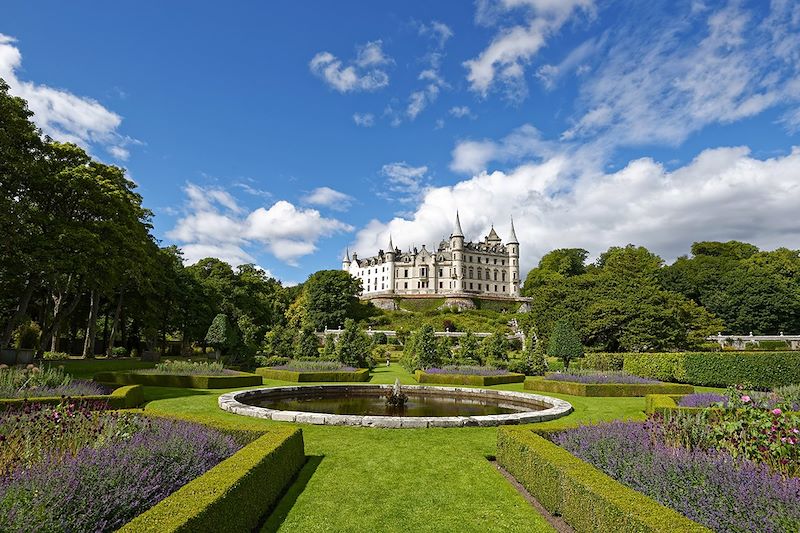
[342,247,351,262]
[487,225,501,242]
[452,211,464,238]
[507,217,519,244]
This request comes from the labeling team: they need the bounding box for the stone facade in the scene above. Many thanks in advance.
[342,213,522,300]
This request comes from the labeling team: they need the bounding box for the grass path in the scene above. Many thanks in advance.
[131,364,646,532]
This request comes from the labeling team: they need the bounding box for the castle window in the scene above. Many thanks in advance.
[502,272,506,282]
[404,282,408,289]
[502,286,506,292]
[502,260,505,265]
[469,283,473,289]
[468,267,474,278]
[469,256,473,263]
[478,284,482,290]
[404,269,408,277]
[513,272,517,281]
[494,270,498,281]
[477,268,482,280]
[439,269,443,277]
[495,285,498,292]
[494,258,497,264]
[439,282,443,288]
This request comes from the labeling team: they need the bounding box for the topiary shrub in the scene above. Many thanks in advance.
[547,320,583,370]
[205,314,239,357]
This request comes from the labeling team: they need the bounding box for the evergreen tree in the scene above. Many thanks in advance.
[204,314,238,357]
[525,328,547,375]
[547,320,583,370]
[458,330,479,364]
[321,333,337,360]
[336,319,373,369]
[294,327,320,359]
[479,331,509,364]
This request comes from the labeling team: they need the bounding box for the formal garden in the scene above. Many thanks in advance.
[2,81,800,531]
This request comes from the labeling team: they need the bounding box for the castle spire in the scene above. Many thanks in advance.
[452,211,464,238]
[388,234,394,250]
[342,247,351,262]
[507,217,519,244]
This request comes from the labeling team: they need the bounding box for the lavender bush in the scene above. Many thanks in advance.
[677,392,728,408]
[545,370,660,384]
[552,420,800,533]
[0,415,239,532]
[271,360,356,372]
[0,365,108,399]
[137,360,236,376]
[425,365,509,376]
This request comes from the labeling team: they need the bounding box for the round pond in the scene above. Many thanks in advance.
[218,385,573,428]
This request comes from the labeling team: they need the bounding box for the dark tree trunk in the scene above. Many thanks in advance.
[106,292,123,358]
[1,281,35,347]
[82,289,100,358]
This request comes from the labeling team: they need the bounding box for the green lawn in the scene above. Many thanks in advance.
[136,363,646,532]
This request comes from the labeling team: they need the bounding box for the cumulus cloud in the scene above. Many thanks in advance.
[303,186,354,211]
[352,112,375,127]
[309,41,391,93]
[464,0,594,101]
[0,33,136,160]
[355,146,800,272]
[168,184,353,266]
[450,124,556,174]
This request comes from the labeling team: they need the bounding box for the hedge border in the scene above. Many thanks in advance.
[119,426,305,533]
[643,393,800,417]
[94,371,262,389]
[414,370,525,386]
[622,352,800,388]
[0,384,144,409]
[255,367,370,382]
[525,377,694,397]
[497,426,710,533]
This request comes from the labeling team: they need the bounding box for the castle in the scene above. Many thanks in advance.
[342,213,522,302]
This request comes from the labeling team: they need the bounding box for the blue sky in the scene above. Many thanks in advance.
[3,0,800,284]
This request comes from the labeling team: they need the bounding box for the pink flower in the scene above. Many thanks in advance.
[741,395,751,403]
[772,408,782,415]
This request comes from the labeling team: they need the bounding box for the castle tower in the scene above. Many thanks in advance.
[450,212,464,292]
[507,217,520,296]
[341,247,351,271]
[386,235,396,294]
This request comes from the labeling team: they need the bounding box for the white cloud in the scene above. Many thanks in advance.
[535,35,600,89]
[405,55,449,121]
[355,145,800,272]
[562,2,800,146]
[309,41,391,93]
[303,186,354,211]
[168,184,352,266]
[418,21,454,48]
[464,0,594,101]
[0,33,136,160]
[450,124,556,173]
[352,112,375,127]
[449,105,474,118]
[379,162,431,204]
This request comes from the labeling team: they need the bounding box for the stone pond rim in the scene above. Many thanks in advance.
[218,385,573,428]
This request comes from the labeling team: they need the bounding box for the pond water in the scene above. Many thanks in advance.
[244,391,544,417]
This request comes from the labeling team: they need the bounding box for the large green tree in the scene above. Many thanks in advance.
[302,270,362,331]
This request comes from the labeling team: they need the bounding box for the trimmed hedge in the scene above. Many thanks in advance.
[414,370,525,386]
[579,352,625,371]
[524,377,693,397]
[644,394,704,416]
[0,384,144,410]
[255,367,370,382]
[623,352,800,388]
[94,371,262,389]
[497,427,710,533]
[119,426,305,533]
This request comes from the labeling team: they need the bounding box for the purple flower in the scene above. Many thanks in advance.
[678,393,728,408]
[546,371,660,384]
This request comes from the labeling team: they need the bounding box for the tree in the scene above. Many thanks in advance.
[413,325,439,370]
[263,325,296,357]
[547,320,583,370]
[294,327,320,359]
[479,331,509,364]
[336,319,373,369]
[321,334,337,360]
[204,314,238,358]
[524,327,547,376]
[523,248,588,294]
[302,270,362,331]
[435,336,454,364]
[458,330,479,364]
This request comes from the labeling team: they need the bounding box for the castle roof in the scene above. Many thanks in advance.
[507,217,519,244]
[487,226,501,243]
[451,211,464,238]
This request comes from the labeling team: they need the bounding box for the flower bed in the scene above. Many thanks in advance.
[647,384,800,415]
[545,371,659,384]
[551,418,800,532]
[136,360,237,376]
[496,426,708,532]
[0,404,242,532]
[525,376,693,397]
[0,384,144,410]
[255,366,370,382]
[0,364,109,398]
[414,368,525,386]
[94,370,262,389]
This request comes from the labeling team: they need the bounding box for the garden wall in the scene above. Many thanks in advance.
[255,367,370,382]
[0,384,144,410]
[496,427,710,533]
[119,426,305,533]
[525,378,693,397]
[623,352,800,388]
[94,371,262,389]
[414,370,525,386]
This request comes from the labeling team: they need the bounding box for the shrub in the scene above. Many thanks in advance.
[42,351,69,360]
[525,377,693,397]
[623,352,800,388]
[321,334,337,360]
[581,352,624,371]
[547,320,583,370]
[294,327,320,359]
[545,371,660,384]
[415,369,525,386]
[255,367,370,382]
[0,414,240,532]
[372,332,388,345]
[95,371,262,389]
[336,319,374,370]
[551,420,798,532]
[141,360,233,376]
[479,331,509,363]
[401,325,439,371]
[269,360,356,372]
[112,345,129,357]
[205,314,239,356]
[12,321,40,350]
[752,340,791,351]
[0,365,107,399]
[458,330,480,364]
[497,427,708,533]
[254,355,291,367]
[118,427,304,533]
